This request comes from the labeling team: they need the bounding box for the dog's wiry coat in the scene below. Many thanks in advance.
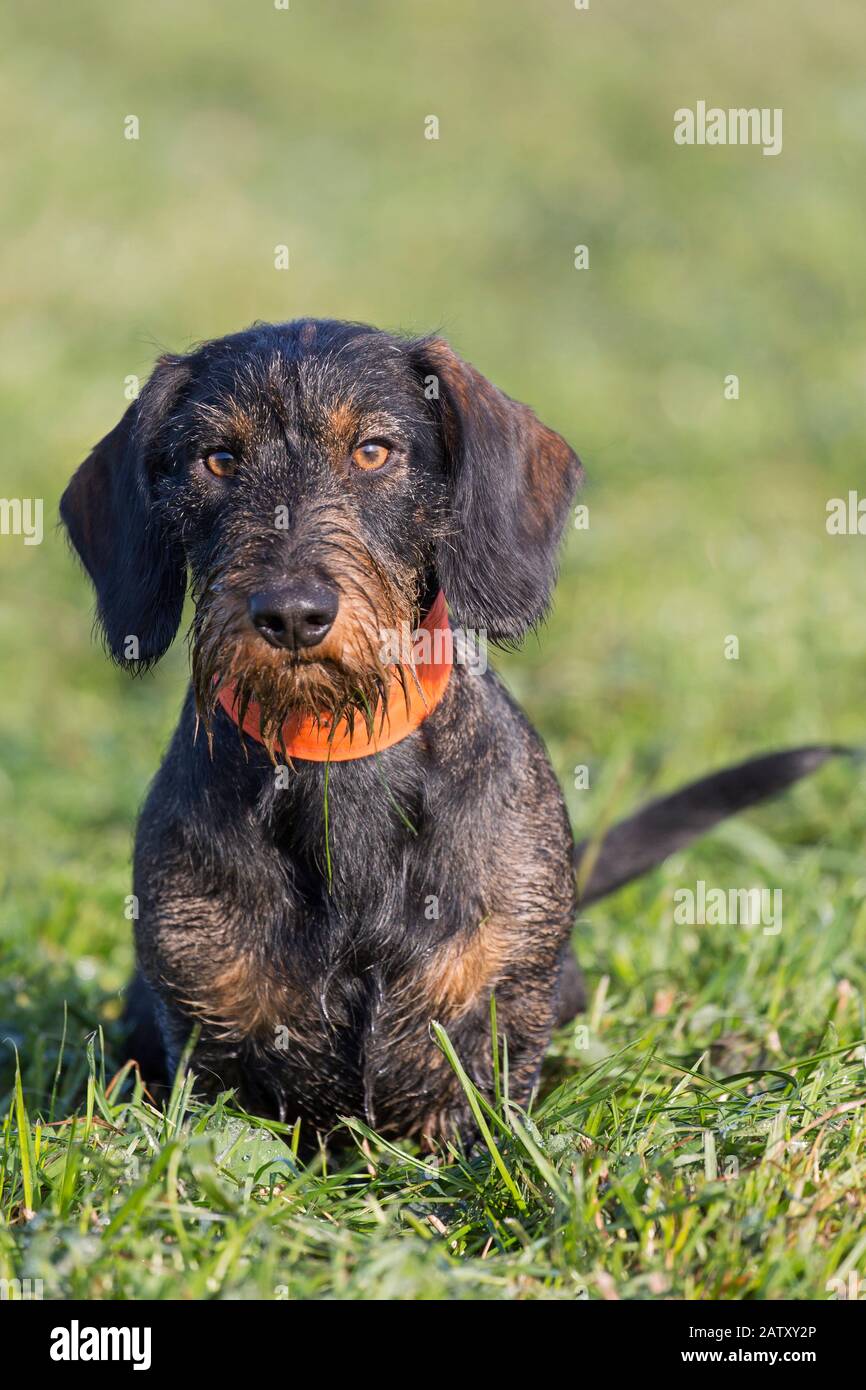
[62,319,584,1143]
[61,318,846,1147]
[134,668,575,1138]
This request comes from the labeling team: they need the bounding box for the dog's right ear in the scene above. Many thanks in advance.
[60,356,191,669]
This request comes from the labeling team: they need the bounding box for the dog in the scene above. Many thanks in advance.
[60,318,844,1146]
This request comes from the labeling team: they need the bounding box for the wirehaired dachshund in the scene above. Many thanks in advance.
[60,318,843,1146]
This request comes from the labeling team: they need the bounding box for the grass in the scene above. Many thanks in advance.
[1,0,865,1299]
[3,998,865,1299]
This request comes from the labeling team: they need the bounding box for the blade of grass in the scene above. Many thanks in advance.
[431,1021,526,1211]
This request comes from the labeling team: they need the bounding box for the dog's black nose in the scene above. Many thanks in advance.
[248,582,338,650]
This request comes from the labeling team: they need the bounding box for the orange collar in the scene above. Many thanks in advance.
[217,591,453,761]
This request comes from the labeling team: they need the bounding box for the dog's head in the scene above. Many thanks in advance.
[61,319,581,737]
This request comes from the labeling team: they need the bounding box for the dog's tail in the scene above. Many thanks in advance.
[575,745,854,907]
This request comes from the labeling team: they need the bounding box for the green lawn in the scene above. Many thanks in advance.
[1,0,864,1300]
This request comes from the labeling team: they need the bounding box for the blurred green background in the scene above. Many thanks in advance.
[1,0,865,1288]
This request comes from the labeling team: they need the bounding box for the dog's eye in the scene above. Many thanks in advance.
[351,441,391,472]
[204,450,238,479]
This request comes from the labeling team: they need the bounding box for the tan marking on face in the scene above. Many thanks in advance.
[327,400,360,443]
[299,321,317,348]
[191,508,418,740]
[194,398,255,449]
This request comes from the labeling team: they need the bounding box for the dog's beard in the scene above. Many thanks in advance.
[190,563,418,756]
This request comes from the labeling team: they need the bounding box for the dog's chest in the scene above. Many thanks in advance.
[187,873,496,1134]
[209,932,472,1134]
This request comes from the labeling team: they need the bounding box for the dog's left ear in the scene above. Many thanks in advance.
[411,337,583,641]
[60,356,191,669]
